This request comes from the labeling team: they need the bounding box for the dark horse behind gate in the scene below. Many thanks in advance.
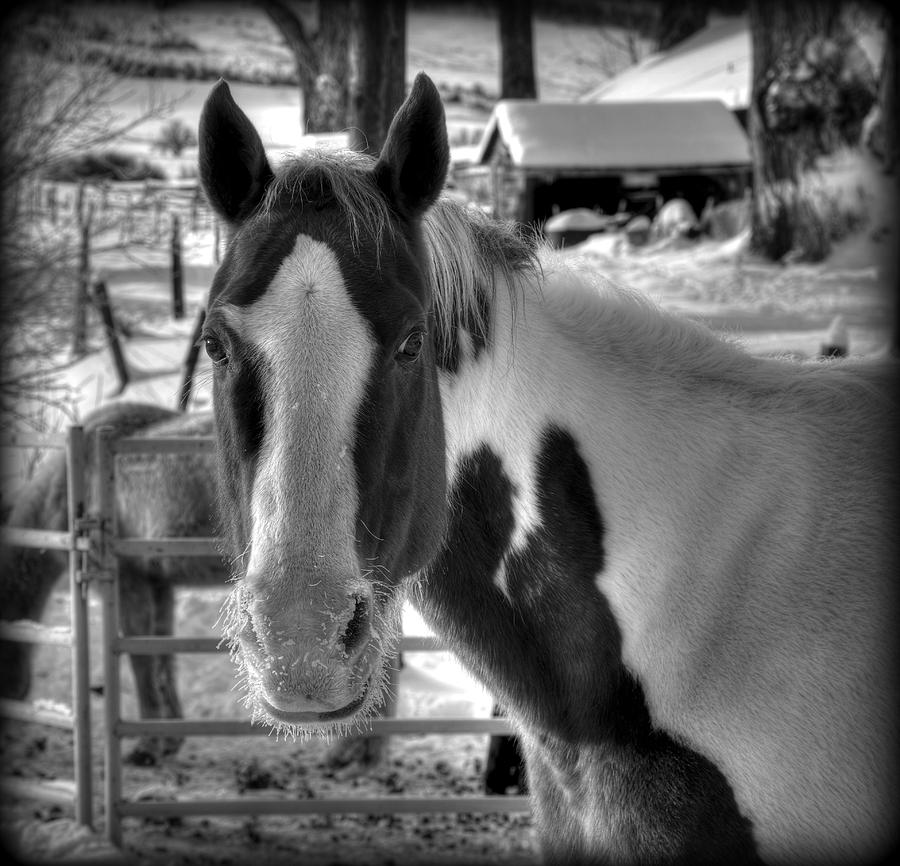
[198,71,899,864]
[1,402,394,770]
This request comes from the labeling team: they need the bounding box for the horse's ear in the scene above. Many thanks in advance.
[374,72,449,219]
[199,79,274,225]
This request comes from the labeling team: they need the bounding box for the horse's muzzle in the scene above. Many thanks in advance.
[259,673,374,724]
[226,581,379,723]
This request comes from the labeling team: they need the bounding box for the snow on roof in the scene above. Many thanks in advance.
[580,14,751,110]
[475,99,751,171]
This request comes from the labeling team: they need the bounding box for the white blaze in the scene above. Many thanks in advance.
[221,234,375,592]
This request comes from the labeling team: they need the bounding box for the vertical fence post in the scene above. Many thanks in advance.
[152,184,162,240]
[66,425,93,828]
[47,184,58,225]
[190,186,199,232]
[120,194,132,243]
[30,179,40,218]
[92,280,130,394]
[178,307,206,412]
[171,213,184,320]
[96,427,122,847]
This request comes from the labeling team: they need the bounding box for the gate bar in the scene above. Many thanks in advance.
[0,431,67,449]
[112,537,219,557]
[67,424,92,827]
[113,634,444,654]
[96,426,123,847]
[0,698,74,729]
[1,777,79,807]
[0,621,72,645]
[111,437,213,455]
[120,795,532,819]
[114,717,517,738]
[0,527,90,551]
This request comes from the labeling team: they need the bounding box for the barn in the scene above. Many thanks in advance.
[460,98,752,228]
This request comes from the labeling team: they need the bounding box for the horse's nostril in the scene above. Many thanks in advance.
[341,595,370,656]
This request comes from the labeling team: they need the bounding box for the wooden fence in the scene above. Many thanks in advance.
[30,179,218,243]
[0,425,529,849]
[38,177,224,393]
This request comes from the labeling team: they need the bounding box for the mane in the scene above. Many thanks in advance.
[423,197,540,350]
[263,150,541,350]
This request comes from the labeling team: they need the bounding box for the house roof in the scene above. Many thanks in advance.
[580,14,751,110]
[475,99,751,172]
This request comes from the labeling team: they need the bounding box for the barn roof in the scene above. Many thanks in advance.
[580,14,882,113]
[580,14,751,110]
[474,99,751,172]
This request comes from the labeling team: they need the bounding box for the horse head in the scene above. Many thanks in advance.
[198,74,450,733]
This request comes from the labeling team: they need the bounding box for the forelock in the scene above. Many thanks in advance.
[261,150,396,253]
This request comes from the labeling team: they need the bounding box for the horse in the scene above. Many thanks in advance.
[1,402,391,770]
[2,402,221,764]
[197,72,899,863]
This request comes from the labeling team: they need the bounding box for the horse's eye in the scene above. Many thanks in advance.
[397,331,424,362]
[204,336,228,365]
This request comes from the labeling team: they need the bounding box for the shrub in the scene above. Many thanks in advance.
[154,118,198,157]
[41,150,166,182]
[756,148,872,262]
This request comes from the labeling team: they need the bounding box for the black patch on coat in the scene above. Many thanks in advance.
[219,324,266,458]
[421,425,760,860]
[208,215,305,310]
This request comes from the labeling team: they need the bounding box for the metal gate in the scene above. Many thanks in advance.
[0,425,93,827]
[92,427,530,846]
[0,423,529,845]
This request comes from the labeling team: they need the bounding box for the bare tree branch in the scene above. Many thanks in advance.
[0,7,176,432]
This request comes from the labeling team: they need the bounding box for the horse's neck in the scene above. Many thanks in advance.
[437,270,739,555]
[428,271,717,731]
[429,266,790,730]
[427,265,898,860]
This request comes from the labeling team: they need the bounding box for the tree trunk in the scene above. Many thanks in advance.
[262,0,408,151]
[312,1,353,133]
[747,0,878,261]
[347,0,407,156]
[260,0,352,134]
[875,8,898,174]
[876,10,899,355]
[498,0,537,99]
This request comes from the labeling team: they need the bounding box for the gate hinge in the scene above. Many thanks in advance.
[75,567,114,584]
[74,516,101,535]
